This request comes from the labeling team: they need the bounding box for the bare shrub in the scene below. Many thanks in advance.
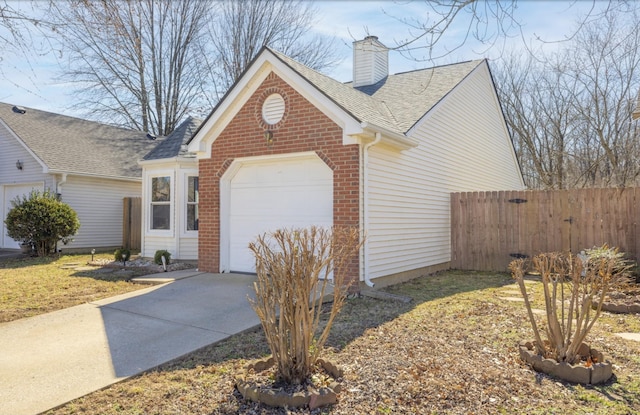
[248,226,362,385]
[510,246,629,364]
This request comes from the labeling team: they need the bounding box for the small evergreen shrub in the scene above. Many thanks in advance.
[114,248,131,265]
[154,250,171,265]
[4,190,80,256]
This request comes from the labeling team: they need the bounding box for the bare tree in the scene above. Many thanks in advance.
[385,0,611,62]
[0,2,52,83]
[200,0,339,104]
[47,0,208,136]
[496,53,581,189]
[495,5,640,189]
[564,8,640,187]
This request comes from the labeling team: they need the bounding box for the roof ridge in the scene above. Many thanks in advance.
[0,101,146,135]
[391,59,484,77]
[267,48,403,133]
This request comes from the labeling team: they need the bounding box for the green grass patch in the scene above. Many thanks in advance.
[0,254,150,322]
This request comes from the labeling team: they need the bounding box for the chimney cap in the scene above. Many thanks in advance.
[364,35,378,41]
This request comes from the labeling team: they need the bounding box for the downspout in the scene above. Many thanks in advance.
[362,132,381,288]
[54,173,68,254]
[56,173,68,198]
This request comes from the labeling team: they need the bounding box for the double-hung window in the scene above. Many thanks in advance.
[186,176,198,231]
[151,176,171,230]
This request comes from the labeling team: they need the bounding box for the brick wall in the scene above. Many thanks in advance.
[198,72,361,282]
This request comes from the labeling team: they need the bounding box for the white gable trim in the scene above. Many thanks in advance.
[407,61,484,137]
[0,118,49,173]
[188,49,363,159]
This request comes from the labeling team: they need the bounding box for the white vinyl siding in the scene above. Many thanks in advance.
[0,124,53,248]
[365,63,524,279]
[57,176,140,250]
[353,37,388,87]
[0,123,50,186]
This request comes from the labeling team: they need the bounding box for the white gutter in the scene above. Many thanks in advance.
[362,132,382,288]
[360,122,419,150]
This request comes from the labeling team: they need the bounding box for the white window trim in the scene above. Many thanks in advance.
[179,170,199,238]
[146,170,174,237]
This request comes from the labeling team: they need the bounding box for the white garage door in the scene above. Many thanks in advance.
[2,183,43,249]
[228,157,333,273]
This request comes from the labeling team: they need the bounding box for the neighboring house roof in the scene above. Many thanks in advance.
[269,48,483,135]
[143,116,202,160]
[0,102,161,179]
[633,89,640,120]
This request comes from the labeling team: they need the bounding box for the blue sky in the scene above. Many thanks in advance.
[0,1,601,117]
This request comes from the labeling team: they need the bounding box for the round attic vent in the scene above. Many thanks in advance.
[261,93,285,125]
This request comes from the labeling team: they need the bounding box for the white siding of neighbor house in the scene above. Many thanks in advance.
[58,175,141,250]
[365,62,524,280]
[0,123,51,187]
[141,161,198,260]
[0,124,53,248]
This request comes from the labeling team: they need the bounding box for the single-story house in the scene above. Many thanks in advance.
[0,102,162,251]
[142,36,525,287]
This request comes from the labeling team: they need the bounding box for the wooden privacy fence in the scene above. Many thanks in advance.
[122,197,141,251]
[451,188,640,272]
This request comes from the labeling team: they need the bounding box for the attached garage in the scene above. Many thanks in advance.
[221,154,333,273]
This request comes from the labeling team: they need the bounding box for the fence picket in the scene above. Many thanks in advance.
[450,188,640,271]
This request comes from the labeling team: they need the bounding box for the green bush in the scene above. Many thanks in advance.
[4,190,80,256]
[114,248,131,265]
[584,245,634,285]
[154,250,171,265]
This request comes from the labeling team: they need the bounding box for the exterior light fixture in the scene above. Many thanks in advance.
[264,130,274,146]
[16,160,23,170]
[91,249,96,262]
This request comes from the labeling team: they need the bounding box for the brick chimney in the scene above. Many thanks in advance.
[352,36,389,88]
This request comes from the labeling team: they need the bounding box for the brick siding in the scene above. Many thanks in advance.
[198,72,361,283]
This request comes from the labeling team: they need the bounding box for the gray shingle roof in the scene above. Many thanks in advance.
[269,48,483,135]
[143,116,202,160]
[0,102,162,179]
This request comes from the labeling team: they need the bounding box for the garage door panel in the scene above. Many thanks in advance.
[228,157,333,273]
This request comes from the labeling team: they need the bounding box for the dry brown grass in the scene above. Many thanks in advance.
[43,270,640,415]
[0,253,160,322]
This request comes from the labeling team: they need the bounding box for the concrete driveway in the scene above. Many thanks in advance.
[0,271,259,415]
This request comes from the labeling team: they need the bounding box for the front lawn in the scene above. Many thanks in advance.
[43,270,640,415]
[0,254,154,323]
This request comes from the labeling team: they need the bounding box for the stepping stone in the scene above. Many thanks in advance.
[499,297,525,302]
[73,266,97,271]
[499,290,525,296]
[615,333,640,342]
[531,309,545,315]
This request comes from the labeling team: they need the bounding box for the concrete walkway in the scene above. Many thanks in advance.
[0,271,259,415]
